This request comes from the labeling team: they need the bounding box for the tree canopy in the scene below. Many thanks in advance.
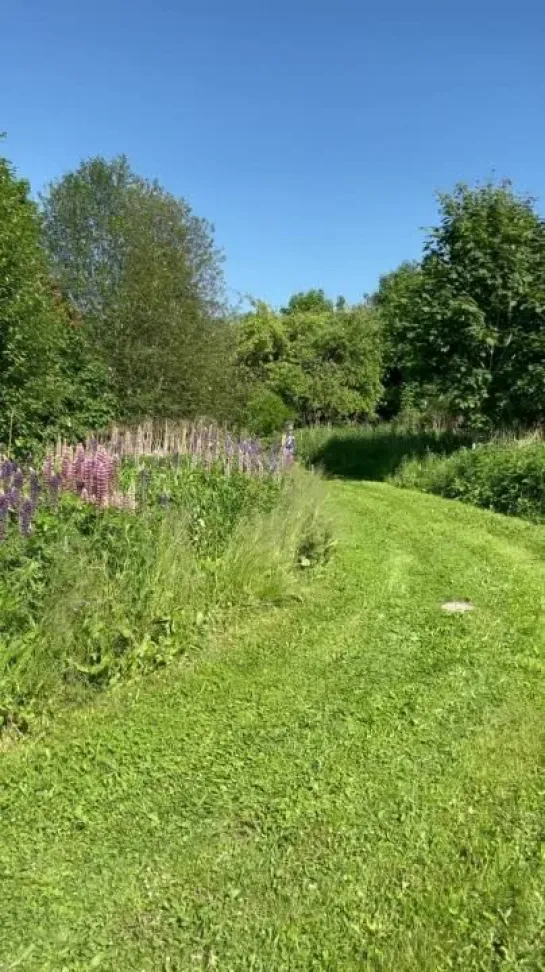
[41,155,228,421]
[377,182,545,427]
[0,149,112,451]
[237,293,382,427]
[4,139,545,450]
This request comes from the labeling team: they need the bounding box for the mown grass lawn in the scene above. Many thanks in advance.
[2,481,545,970]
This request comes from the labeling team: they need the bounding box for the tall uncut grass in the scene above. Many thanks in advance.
[394,436,545,520]
[298,421,545,523]
[298,423,472,481]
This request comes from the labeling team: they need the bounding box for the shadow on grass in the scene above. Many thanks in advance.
[307,428,471,481]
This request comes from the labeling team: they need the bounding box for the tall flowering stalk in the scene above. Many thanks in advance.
[0,493,9,542]
[0,422,296,541]
[0,446,125,540]
[0,458,40,540]
[85,420,295,476]
[43,445,122,508]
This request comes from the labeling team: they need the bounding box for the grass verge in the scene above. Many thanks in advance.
[2,482,545,968]
[0,463,328,732]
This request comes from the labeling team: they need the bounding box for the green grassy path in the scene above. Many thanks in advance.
[2,482,545,970]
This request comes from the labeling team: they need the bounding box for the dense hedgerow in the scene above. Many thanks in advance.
[393,438,545,520]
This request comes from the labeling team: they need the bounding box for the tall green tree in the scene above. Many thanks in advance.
[374,261,422,418]
[0,148,111,451]
[41,156,229,421]
[237,293,382,427]
[377,182,545,427]
[281,289,334,315]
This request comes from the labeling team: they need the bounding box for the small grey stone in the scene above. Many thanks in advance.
[441,600,475,613]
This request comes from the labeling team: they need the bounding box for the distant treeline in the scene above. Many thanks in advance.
[3,141,545,452]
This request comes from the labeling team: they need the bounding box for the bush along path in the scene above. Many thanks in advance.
[2,480,545,970]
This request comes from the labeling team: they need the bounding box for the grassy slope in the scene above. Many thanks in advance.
[2,482,545,970]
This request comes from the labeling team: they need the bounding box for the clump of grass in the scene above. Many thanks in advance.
[219,468,333,605]
[120,457,281,556]
[393,438,545,520]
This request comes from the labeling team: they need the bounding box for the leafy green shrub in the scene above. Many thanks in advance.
[394,439,545,520]
[41,155,228,424]
[121,457,281,556]
[377,182,545,429]
[235,293,382,426]
[0,150,115,457]
[245,388,295,437]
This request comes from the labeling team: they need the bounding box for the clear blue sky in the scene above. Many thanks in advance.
[2,0,545,307]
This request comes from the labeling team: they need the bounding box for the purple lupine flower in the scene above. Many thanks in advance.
[95,454,109,506]
[250,439,262,474]
[104,452,116,493]
[29,470,40,508]
[0,458,13,483]
[242,442,252,474]
[7,485,21,511]
[12,468,24,490]
[0,493,9,542]
[83,457,95,497]
[74,444,85,490]
[48,473,62,504]
[243,439,258,473]
[43,455,54,485]
[61,453,74,488]
[19,498,33,537]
